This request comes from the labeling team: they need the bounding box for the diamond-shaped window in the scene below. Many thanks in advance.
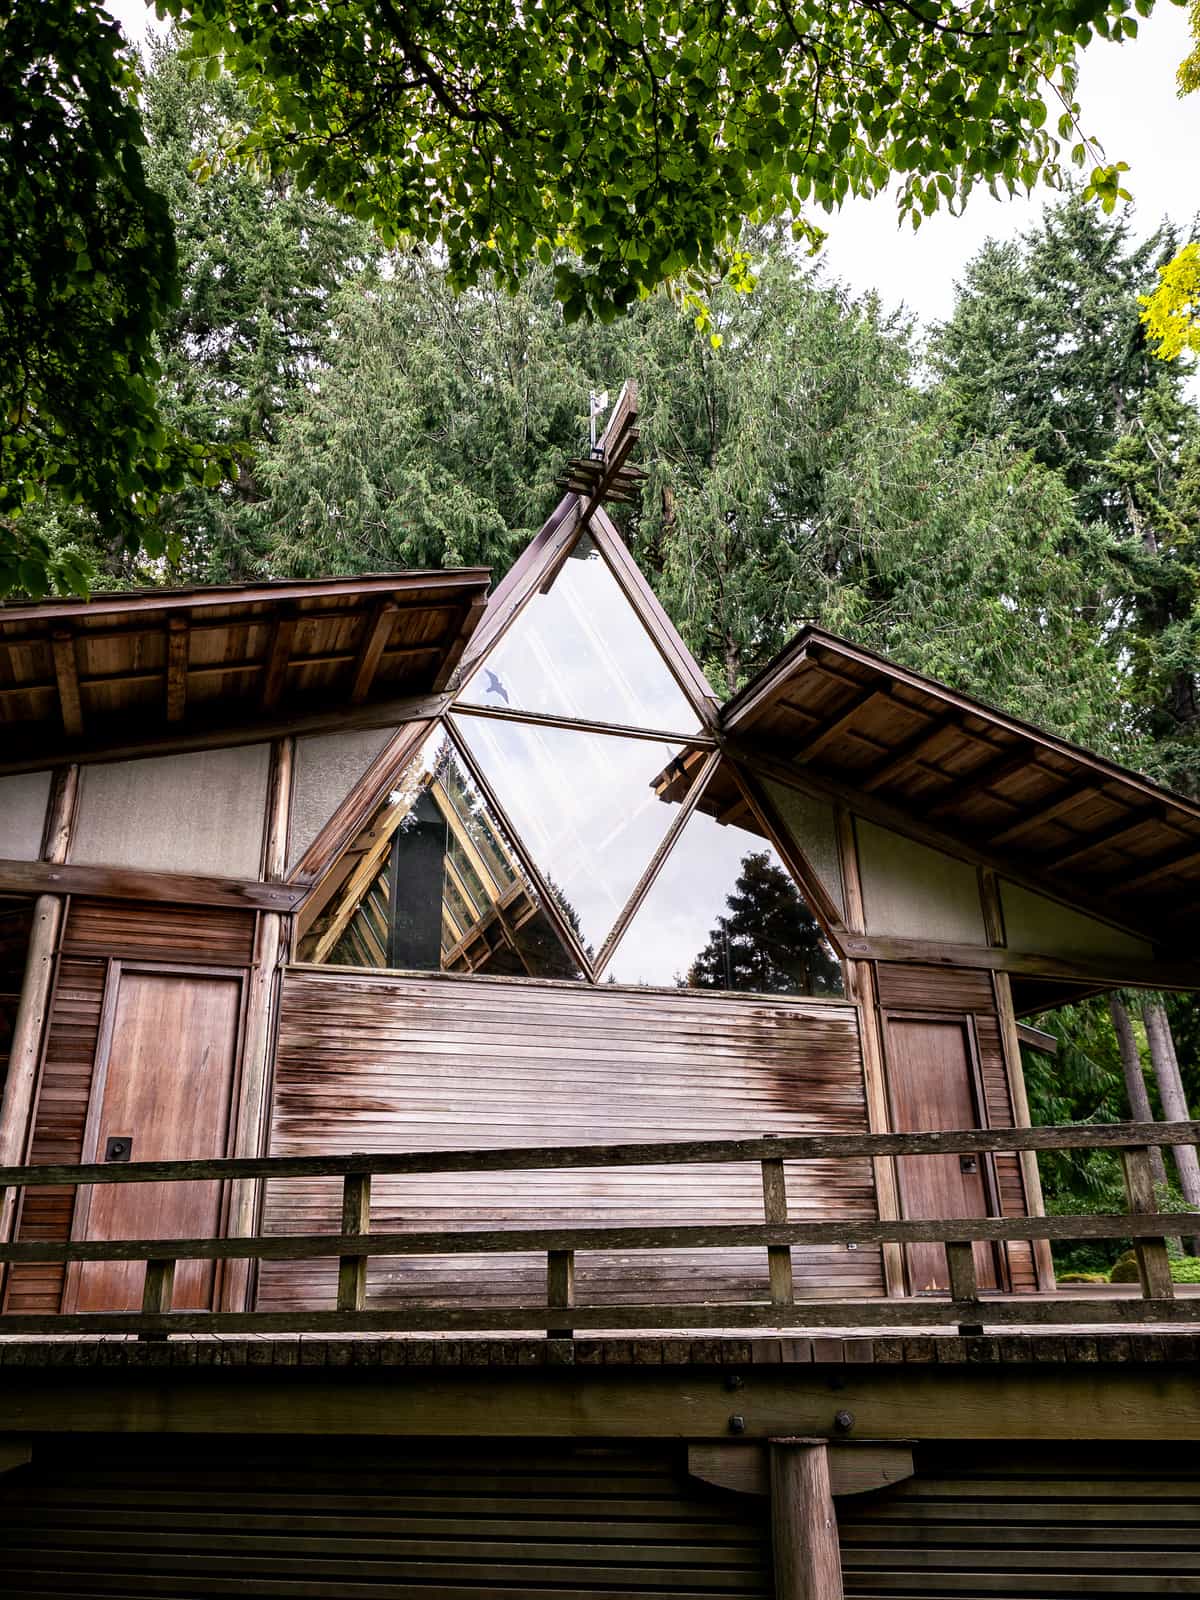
[451,711,699,963]
[458,533,702,735]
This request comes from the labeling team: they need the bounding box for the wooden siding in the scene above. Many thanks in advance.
[839,1442,1200,1595]
[875,963,1035,1291]
[261,968,881,1311]
[0,1438,771,1599]
[4,958,105,1313]
[61,898,256,966]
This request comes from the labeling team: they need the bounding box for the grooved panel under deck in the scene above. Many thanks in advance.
[261,968,881,1311]
[4,958,105,1313]
[875,964,1034,1291]
[838,1441,1200,1595]
[0,1437,771,1599]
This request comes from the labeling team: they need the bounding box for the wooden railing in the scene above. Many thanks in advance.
[1,1121,1198,1339]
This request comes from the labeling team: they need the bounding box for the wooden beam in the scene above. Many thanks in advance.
[1120,842,1200,897]
[7,1361,1200,1442]
[165,615,189,722]
[1043,807,1163,871]
[786,684,882,763]
[0,857,303,913]
[857,710,959,793]
[1015,1022,1059,1056]
[0,691,450,778]
[924,747,1033,818]
[770,1441,844,1600]
[988,781,1099,847]
[260,611,297,711]
[349,600,397,705]
[50,629,83,737]
[688,1442,914,1499]
[433,594,488,692]
[838,931,1200,992]
[0,1440,32,1475]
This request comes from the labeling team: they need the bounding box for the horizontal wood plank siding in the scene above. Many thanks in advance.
[262,969,880,1310]
[839,1442,1200,1595]
[0,1438,771,1599]
[62,899,256,966]
[4,958,105,1313]
[875,964,1035,1290]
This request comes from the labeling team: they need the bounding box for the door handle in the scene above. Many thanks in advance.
[104,1135,133,1163]
[959,1155,978,1174]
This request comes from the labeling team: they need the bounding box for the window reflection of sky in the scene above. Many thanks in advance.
[452,712,685,955]
[460,536,701,735]
[601,809,839,993]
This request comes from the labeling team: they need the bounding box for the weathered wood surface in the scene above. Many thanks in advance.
[0,1295,1196,1340]
[260,969,879,1313]
[770,1441,844,1600]
[0,857,304,911]
[4,1119,1198,1191]
[688,1442,915,1500]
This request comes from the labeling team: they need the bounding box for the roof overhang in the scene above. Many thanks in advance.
[0,571,490,773]
[721,627,1200,949]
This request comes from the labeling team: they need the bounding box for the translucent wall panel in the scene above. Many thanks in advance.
[70,746,270,879]
[0,771,51,860]
[1001,881,1153,962]
[288,728,393,871]
[601,809,844,996]
[761,779,844,917]
[459,534,701,734]
[453,713,688,958]
[857,820,985,944]
[299,726,583,980]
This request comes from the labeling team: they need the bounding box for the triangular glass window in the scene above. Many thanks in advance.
[458,533,702,734]
[296,726,584,980]
[451,711,698,961]
[599,795,844,997]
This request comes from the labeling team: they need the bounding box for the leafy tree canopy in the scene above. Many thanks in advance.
[0,0,221,596]
[167,0,1153,323]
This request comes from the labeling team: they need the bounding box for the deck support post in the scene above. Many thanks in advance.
[769,1438,844,1600]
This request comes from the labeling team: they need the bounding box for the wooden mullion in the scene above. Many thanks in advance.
[447,698,717,748]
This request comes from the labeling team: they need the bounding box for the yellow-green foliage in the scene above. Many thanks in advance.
[1181,0,1200,94]
[1140,242,1200,361]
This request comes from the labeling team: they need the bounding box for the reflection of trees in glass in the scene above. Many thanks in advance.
[686,852,843,997]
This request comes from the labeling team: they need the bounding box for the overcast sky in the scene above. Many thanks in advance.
[109,0,1199,332]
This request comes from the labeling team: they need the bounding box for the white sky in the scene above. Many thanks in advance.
[108,0,1199,332]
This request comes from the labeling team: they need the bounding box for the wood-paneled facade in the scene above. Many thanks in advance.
[2,393,1199,1598]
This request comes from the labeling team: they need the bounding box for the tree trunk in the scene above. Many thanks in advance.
[1141,996,1200,1253]
[1108,995,1167,1187]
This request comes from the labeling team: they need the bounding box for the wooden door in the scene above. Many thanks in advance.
[884,1012,1001,1293]
[67,967,242,1313]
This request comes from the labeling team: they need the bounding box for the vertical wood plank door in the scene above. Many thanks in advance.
[884,1014,999,1293]
[70,972,241,1313]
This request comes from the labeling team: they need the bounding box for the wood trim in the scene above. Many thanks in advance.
[60,956,123,1313]
[225,913,283,1310]
[978,867,1006,948]
[261,737,294,884]
[840,932,1200,992]
[39,765,79,867]
[848,960,905,1298]
[0,859,304,914]
[0,692,452,779]
[0,570,492,625]
[994,970,1055,1291]
[0,896,63,1252]
[447,699,716,748]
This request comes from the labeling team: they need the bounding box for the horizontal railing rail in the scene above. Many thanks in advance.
[0,1120,1197,1340]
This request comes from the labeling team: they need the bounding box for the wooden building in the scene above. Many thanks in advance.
[2,386,1200,1597]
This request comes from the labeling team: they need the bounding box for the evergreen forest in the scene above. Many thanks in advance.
[19,37,1200,1270]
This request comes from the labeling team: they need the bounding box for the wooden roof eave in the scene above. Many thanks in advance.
[721,627,1200,953]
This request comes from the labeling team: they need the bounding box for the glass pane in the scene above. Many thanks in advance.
[459,533,702,733]
[452,712,691,959]
[297,726,583,981]
[600,807,844,997]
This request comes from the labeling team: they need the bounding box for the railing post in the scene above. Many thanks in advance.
[761,1147,794,1308]
[1120,1145,1174,1301]
[945,1241,983,1335]
[547,1249,575,1339]
[336,1172,371,1314]
[139,1257,176,1342]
